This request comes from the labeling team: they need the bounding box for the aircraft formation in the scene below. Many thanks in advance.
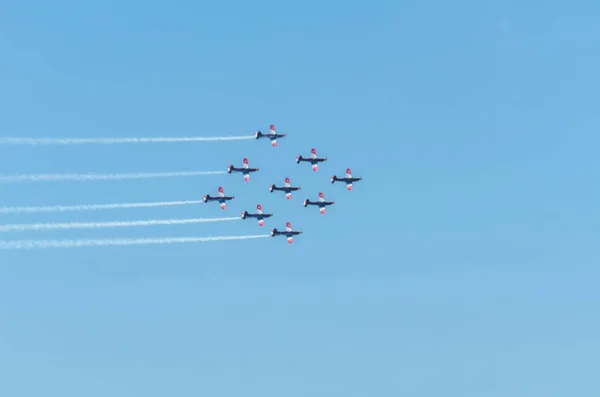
[0,123,361,248]
[204,124,362,243]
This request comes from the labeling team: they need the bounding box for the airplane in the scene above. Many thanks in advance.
[270,221,302,244]
[296,148,327,171]
[227,157,259,182]
[331,168,362,191]
[241,204,273,226]
[269,177,300,199]
[303,192,335,214]
[203,186,234,209]
[255,124,286,147]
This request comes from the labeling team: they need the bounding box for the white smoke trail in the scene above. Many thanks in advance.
[0,136,255,145]
[0,217,240,232]
[0,234,270,249]
[0,200,204,215]
[0,170,225,183]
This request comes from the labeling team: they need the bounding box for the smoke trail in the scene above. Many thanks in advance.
[0,217,240,232]
[0,234,270,249]
[0,200,204,215]
[0,136,255,144]
[0,170,225,183]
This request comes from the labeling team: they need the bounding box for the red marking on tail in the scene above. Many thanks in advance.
[243,158,248,164]
[257,204,262,210]
[285,177,290,183]
[346,168,351,174]
[218,186,223,192]
[286,222,291,228]
[270,124,275,131]
[319,192,324,198]
[311,148,316,154]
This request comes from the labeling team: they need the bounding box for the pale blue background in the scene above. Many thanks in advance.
[1,0,599,396]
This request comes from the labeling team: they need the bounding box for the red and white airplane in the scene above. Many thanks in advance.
[270,221,302,243]
[227,157,259,181]
[296,148,327,171]
[269,177,301,200]
[331,168,362,191]
[203,186,234,210]
[255,124,286,147]
[241,204,273,226]
[303,192,335,214]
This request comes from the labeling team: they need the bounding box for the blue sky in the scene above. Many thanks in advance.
[1,0,599,395]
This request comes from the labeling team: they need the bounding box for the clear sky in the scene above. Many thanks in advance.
[1,0,599,395]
